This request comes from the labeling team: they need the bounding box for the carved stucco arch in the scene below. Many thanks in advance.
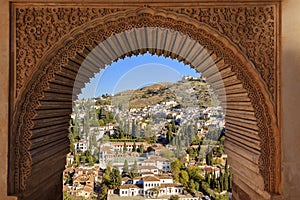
[10,6,280,199]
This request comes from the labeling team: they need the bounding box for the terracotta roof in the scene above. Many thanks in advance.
[158,175,173,179]
[143,176,160,182]
[201,166,220,173]
[138,166,159,170]
[142,172,154,175]
[119,184,142,189]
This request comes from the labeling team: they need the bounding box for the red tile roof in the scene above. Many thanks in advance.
[119,184,142,189]
[142,176,160,182]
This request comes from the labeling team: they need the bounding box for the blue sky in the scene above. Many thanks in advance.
[78,53,200,99]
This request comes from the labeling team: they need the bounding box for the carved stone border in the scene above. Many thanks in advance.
[13,3,280,108]
[10,2,280,198]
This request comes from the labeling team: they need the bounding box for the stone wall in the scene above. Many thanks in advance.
[281,0,300,199]
[0,0,14,199]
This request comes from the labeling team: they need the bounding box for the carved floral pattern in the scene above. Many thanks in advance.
[15,5,278,104]
[12,4,279,197]
[15,7,125,96]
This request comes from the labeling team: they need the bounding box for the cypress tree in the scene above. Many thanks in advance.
[224,170,229,191]
[219,171,224,192]
[206,172,211,187]
[123,142,127,152]
[217,179,221,193]
[133,160,138,174]
[123,160,129,174]
[132,142,137,152]
[110,168,122,189]
[139,144,144,153]
[211,170,216,189]
[224,159,229,191]
[225,160,229,172]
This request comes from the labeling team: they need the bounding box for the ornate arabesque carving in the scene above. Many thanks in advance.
[15,5,277,105]
[15,7,125,96]
[12,4,279,198]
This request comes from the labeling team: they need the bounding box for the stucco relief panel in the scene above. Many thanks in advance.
[14,4,278,106]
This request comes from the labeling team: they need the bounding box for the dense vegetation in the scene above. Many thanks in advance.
[170,158,231,199]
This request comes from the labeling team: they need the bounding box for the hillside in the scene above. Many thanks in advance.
[111,76,219,109]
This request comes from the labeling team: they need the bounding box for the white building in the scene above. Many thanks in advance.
[143,176,161,196]
[142,156,171,173]
[138,166,159,175]
[74,140,88,152]
[98,143,115,168]
[115,175,184,198]
[112,142,148,152]
[119,184,143,197]
[200,166,221,178]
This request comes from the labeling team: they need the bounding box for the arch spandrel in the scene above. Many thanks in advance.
[10,5,280,199]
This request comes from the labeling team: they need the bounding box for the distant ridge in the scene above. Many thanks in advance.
[111,76,219,109]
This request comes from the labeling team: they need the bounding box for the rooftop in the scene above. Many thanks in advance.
[142,176,160,182]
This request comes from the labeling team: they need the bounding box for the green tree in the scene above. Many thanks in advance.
[132,121,137,138]
[99,184,108,200]
[219,171,224,192]
[211,170,216,189]
[224,159,229,191]
[169,195,180,200]
[99,119,105,126]
[110,168,122,189]
[206,150,213,166]
[225,160,229,173]
[139,144,144,153]
[167,124,173,143]
[171,159,184,172]
[63,191,76,200]
[188,179,196,193]
[195,181,200,192]
[74,154,80,166]
[123,160,129,174]
[179,170,189,186]
[123,142,127,152]
[133,142,137,152]
[170,159,184,183]
[223,170,229,191]
[166,113,173,119]
[70,143,75,154]
[98,108,106,119]
[102,167,112,187]
[129,160,139,178]
[132,160,138,174]
[205,172,211,187]
[114,127,124,139]
[217,179,221,192]
[187,166,203,183]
